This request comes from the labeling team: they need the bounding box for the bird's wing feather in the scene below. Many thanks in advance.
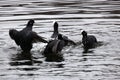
[9,29,20,45]
[31,32,48,43]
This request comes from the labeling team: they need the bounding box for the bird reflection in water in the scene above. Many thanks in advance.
[10,51,33,66]
[56,63,64,68]
[82,50,93,61]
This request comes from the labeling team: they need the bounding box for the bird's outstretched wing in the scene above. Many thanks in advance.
[63,36,76,45]
[30,32,48,43]
[9,29,20,45]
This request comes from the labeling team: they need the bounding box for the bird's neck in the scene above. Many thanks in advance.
[83,35,87,38]
[26,24,33,30]
[54,26,58,33]
[54,31,58,34]
[54,29,58,34]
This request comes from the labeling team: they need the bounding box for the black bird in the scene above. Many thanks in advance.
[9,19,48,52]
[51,21,59,38]
[51,21,76,45]
[43,34,66,62]
[43,34,76,62]
[81,30,97,50]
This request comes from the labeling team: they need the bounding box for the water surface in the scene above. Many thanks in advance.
[0,0,120,80]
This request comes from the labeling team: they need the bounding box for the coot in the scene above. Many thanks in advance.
[81,30,97,50]
[43,34,66,62]
[9,19,48,52]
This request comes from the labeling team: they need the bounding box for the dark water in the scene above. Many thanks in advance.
[0,0,120,80]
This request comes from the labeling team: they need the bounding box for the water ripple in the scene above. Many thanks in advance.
[0,0,120,80]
